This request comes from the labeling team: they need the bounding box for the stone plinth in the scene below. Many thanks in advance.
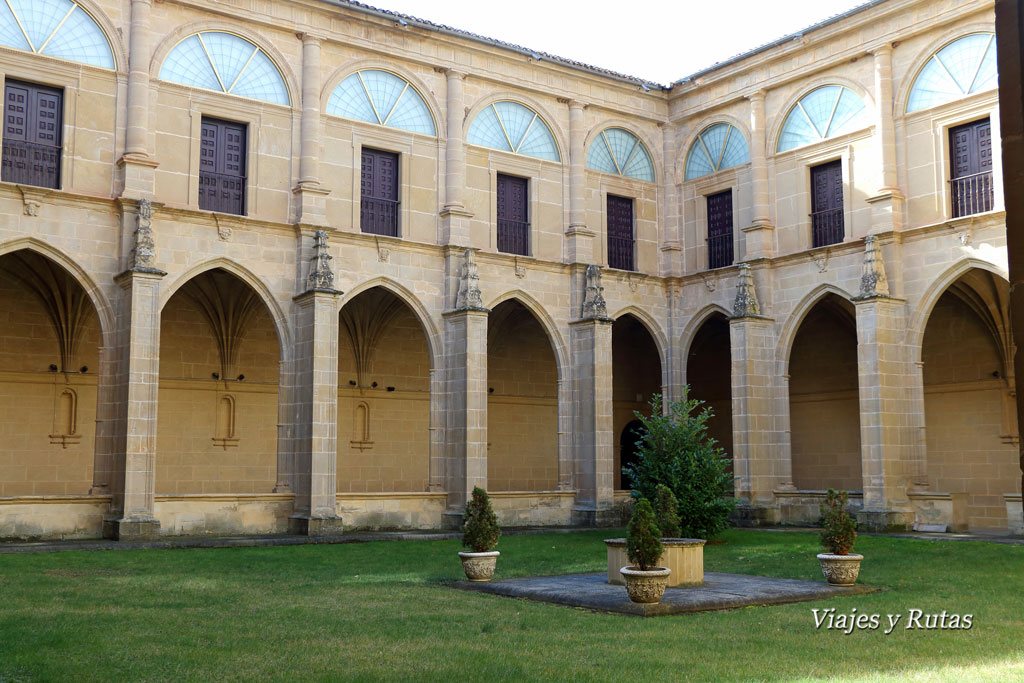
[605,538,705,587]
[908,491,968,532]
[1006,495,1023,536]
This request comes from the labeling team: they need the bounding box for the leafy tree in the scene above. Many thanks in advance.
[819,489,857,555]
[626,499,663,570]
[462,487,501,552]
[654,484,681,538]
[623,390,736,539]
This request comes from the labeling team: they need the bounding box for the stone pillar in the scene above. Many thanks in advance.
[729,264,785,524]
[119,0,158,198]
[274,358,294,493]
[660,122,683,277]
[293,34,330,225]
[566,100,595,264]
[866,45,905,233]
[571,264,615,525]
[427,367,445,491]
[440,70,473,245]
[90,344,116,495]
[104,199,164,539]
[556,376,573,490]
[743,91,774,260]
[290,230,344,535]
[854,236,914,530]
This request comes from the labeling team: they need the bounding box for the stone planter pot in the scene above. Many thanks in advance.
[620,566,671,604]
[817,553,863,586]
[458,550,499,582]
[605,538,705,587]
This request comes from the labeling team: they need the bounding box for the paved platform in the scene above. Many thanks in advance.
[452,571,876,617]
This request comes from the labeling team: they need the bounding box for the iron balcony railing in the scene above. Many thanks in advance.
[810,207,844,248]
[607,236,635,271]
[950,171,994,218]
[497,218,529,256]
[1,139,60,189]
[707,232,734,270]
[199,170,246,215]
[360,196,400,236]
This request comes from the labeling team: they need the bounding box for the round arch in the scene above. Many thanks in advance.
[52,0,129,72]
[463,92,567,162]
[582,120,661,184]
[485,290,569,380]
[150,22,300,109]
[775,284,856,374]
[675,114,752,183]
[895,22,997,115]
[340,277,442,371]
[159,258,293,361]
[768,76,875,156]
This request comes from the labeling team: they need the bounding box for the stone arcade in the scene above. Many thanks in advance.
[0,0,1019,540]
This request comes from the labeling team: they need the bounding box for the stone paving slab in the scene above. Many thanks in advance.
[453,571,876,617]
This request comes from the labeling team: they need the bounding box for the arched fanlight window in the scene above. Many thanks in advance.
[327,70,436,136]
[776,85,868,153]
[159,32,289,106]
[684,123,749,181]
[586,128,655,182]
[0,0,114,69]
[467,101,560,161]
[907,33,997,113]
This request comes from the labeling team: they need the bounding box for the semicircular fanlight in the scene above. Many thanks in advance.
[776,85,868,153]
[467,101,560,162]
[684,123,749,181]
[586,128,655,182]
[907,33,997,113]
[327,70,436,136]
[159,31,289,106]
[0,0,114,69]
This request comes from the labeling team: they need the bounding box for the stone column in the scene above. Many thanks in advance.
[556,377,573,490]
[729,264,785,524]
[441,249,489,527]
[866,45,905,233]
[293,34,329,225]
[274,358,294,493]
[743,91,774,260]
[660,122,683,277]
[427,367,445,491]
[119,0,158,198]
[440,70,473,245]
[854,236,914,530]
[290,230,344,535]
[566,100,595,264]
[104,199,164,539]
[571,265,615,525]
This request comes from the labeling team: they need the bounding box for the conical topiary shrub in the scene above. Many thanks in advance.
[626,498,663,571]
[654,484,681,538]
[462,486,500,553]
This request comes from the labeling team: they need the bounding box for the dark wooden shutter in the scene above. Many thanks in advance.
[496,173,529,255]
[706,189,733,269]
[950,118,993,217]
[360,148,399,236]
[2,80,62,189]
[606,194,634,271]
[199,117,246,215]
[810,160,844,247]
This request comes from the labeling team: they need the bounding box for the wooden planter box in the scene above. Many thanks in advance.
[604,538,705,587]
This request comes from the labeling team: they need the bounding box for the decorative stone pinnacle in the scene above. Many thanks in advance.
[130,198,156,270]
[305,229,336,291]
[858,235,890,298]
[581,264,609,320]
[454,248,484,310]
[733,263,761,318]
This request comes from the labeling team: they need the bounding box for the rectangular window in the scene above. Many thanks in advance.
[606,194,634,271]
[706,189,734,269]
[199,117,246,215]
[810,159,844,247]
[2,80,62,189]
[496,173,529,255]
[949,118,993,218]
[360,147,400,236]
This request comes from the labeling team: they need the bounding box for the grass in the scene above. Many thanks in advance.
[0,529,1021,681]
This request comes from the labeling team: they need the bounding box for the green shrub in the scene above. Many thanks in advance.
[626,499,664,571]
[623,390,736,539]
[462,487,501,553]
[653,484,681,538]
[819,489,857,555]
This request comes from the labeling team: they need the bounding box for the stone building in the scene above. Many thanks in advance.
[0,0,1019,539]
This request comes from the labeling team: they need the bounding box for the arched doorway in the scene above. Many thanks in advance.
[0,250,101,495]
[156,268,281,495]
[612,314,662,490]
[922,269,1018,530]
[686,312,733,468]
[487,299,559,491]
[788,293,861,491]
[337,288,432,492]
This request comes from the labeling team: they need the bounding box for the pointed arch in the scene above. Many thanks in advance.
[159,259,292,361]
[485,290,568,379]
[776,284,856,373]
[609,305,668,371]
[340,277,442,371]
[680,303,732,357]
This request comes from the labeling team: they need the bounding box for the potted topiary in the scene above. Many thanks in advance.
[620,498,671,603]
[458,486,501,582]
[817,489,862,586]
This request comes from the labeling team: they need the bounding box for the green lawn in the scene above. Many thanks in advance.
[0,529,1021,681]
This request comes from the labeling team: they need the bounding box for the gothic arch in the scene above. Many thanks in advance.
[463,92,567,162]
[485,290,569,380]
[340,277,442,370]
[680,303,732,357]
[768,76,875,156]
[609,305,668,372]
[776,284,856,374]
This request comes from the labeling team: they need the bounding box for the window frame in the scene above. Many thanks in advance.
[187,101,259,216]
[197,115,248,216]
[947,116,995,219]
[808,158,846,248]
[705,188,735,270]
[605,192,636,272]
[1,78,64,190]
[495,172,531,257]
